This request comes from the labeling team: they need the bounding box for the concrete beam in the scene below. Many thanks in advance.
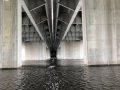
[21,0,44,41]
[55,3,59,39]
[59,3,74,12]
[45,3,52,38]
[51,0,54,34]
[30,4,46,12]
[62,0,82,40]
[37,19,47,25]
[58,19,68,24]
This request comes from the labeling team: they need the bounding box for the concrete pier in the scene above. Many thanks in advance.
[83,0,120,65]
[0,0,22,68]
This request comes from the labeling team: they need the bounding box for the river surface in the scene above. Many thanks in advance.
[0,66,120,90]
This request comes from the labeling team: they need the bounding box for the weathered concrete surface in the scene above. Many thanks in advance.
[84,0,120,65]
[58,41,84,58]
[0,0,22,68]
[22,42,50,66]
[23,42,50,61]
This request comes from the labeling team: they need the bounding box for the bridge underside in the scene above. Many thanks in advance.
[0,0,120,68]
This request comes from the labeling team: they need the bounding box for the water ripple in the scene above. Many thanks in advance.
[0,66,120,90]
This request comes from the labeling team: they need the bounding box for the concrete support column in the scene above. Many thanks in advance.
[0,0,22,68]
[84,0,120,65]
[84,0,114,65]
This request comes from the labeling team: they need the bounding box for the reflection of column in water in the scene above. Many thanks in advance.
[49,58,58,66]
[44,67,62,90]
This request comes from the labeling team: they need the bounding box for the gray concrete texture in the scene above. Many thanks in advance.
[1,0,120,68]
[0,0,22,68]
[85,0,120,65]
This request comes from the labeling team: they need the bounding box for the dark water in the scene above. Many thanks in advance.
[0,66,120,90]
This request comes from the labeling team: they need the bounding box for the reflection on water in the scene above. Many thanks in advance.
[0,66,120,90]
[44,66,60,90]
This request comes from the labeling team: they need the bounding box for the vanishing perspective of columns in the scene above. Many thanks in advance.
[0,0,22,68]
[1,0,120,68]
